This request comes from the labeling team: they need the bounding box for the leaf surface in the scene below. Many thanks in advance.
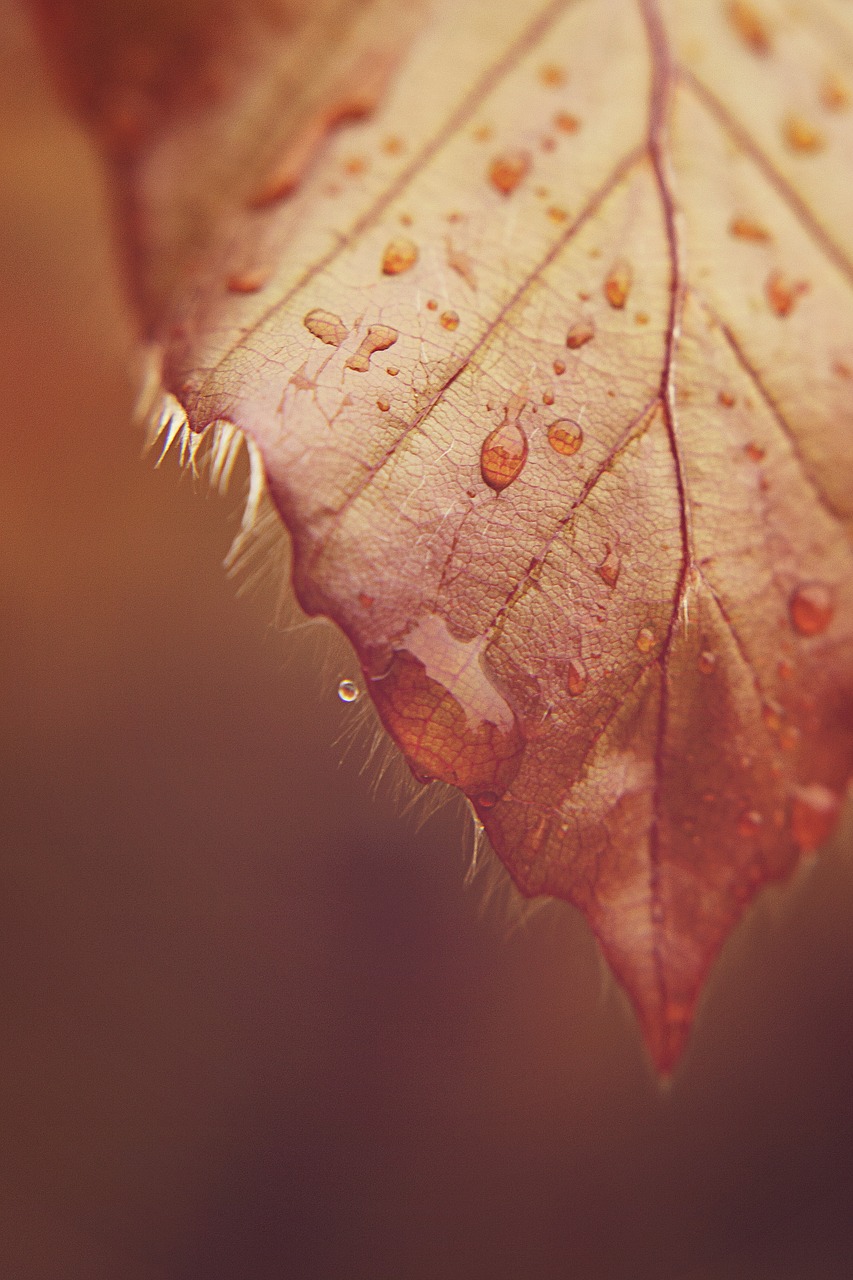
[31,0,853,1070]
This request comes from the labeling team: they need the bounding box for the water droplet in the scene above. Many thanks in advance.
[547,206,568,224]
[304,308,349,347]
[766,270,809,317]
[382,237,418,275]
[789,582,834,636]
[726,1,772,54]
[542,389,555,406]
[790,783,840,851]
[440,310,460,331]
[472,123,493,143]
[488,149,532,196]
[821,71,850,112]
[386,366,399,376]
[718,390,736,407]
[539,63,566,88]
[547,418,583,457]
[358,592,375,609]
[345,324,398,372]
[567,659,587,697]
[377,398,390,412]
[729,215,771,242]
[597,545,621,588]
[426,298,438,311]
[566,318,595,349]
[604,260,632,309]
[698,650,716,675]
[762,700,783,733]
[382,134,405,155]
[635,626,655,654]
[553,359,566,376]
[338,679,360,703]
[782,114,825,153]
[476,790,499,809]
[779,724,801,752]
[744,441,766,462]
[227,267,270,294]
[480,413,528,492]
[554,111,580,133]
[343,154,368,176]
[737,809,764,838]
[777,657,794,680]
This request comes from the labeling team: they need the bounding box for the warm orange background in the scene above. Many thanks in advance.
[2,3,853,1276]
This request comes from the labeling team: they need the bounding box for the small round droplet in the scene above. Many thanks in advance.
[566,318,595,348]
[227,267,270,294]
[539,63,567,87]
[382,237,419,275]
[737,809,764,839]
[554,111,580,133]
[718,390,736,407]
[766,270,809,317]
[791,783,840,852]
[440,310,460,331]
[338,679,360,703]
[789,582,834,636]
[553,359,566,376]
[567,660,587,697]
[762,700,783,733]
[542,389,555,406]
[782,114,825,153]
[488,149,532,196]
[426,298,438,311]
[480,416,528,492]
[744,441,765,462]
[476,790,499,809]
[698,650,716,675]
[821,71,850,112]
[547,419,583,458]
[604,259,632,309]
[635,626,655,654]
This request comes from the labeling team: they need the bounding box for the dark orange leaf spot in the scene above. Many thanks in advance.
[382,236,418,275]
[726,1,772,55]
[488,149,532,196]
[737,809,764,838]
[480,415,528,492]
[604,259,632,309]
[381,134,405,155]
[547,418,583,457]
[789,582,834,636]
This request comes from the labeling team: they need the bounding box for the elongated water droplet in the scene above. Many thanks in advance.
[227,267,270,294]
[604,260,632,309]
[338,679,360,703]
[488,149,531,195]
[304,308,349,346]
[698,650,716,675]
[726,1,772,55]
[597,545,621,588]
[789,582,834,636]
[635,626,655,654]
[566,318,595,348]
[547,418,583,457]
[567,660,587,697]
[480,414,528,492]
[382,237,418,275]
[346,324,398,372]
[729,215,771,242]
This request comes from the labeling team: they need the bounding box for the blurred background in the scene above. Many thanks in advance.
[2,2,853,1276]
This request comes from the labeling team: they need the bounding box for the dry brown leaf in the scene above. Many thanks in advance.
[30,0,853,1072]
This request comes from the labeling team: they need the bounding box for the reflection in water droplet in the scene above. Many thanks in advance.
[440,310,460,331]
[566,318,595,348]
[345,324,398,372]
[791,783,840,851]
[697,650,716,675]
[480,414,528,492]
[567,660,587,697]
[636,626,655,654]
[789,582,834,636]
[304,308,349,346]
[488,149,532,195]
[338,679,360,703]
[547,418,583,457]
[604,259,632,309]
[382,237,419,275]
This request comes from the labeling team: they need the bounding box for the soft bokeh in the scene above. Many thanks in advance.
[2,3,853,1276]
